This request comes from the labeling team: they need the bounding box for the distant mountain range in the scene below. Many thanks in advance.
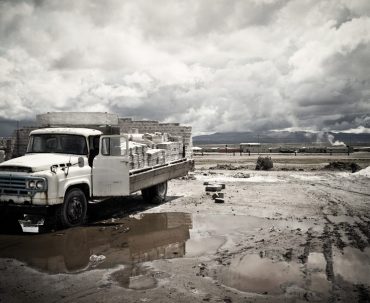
[193,131,370,145]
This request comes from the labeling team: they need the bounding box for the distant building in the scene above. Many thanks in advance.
[0,150,4,163]
[240,143,269,153]
[298,146,327,153]
[327,146,353,154]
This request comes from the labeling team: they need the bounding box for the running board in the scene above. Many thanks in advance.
[88,199,107,204]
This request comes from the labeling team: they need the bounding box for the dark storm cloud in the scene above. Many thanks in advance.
[0,0,370,135]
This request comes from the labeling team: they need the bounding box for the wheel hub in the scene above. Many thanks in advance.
[67,197,83,223]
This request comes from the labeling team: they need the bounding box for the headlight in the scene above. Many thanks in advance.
[36,180,44,189]
[26,178,47,191]
[28,180,36,188]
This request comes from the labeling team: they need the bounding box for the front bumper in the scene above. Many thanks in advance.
[0,192,49,205]
[0,202,54,215]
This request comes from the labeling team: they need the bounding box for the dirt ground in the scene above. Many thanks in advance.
[0,153,370,303]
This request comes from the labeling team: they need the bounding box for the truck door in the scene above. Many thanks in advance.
[92,135,130,197]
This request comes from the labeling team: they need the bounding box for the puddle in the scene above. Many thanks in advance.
[218,252,331,295]
[218,254,304,294]
[310,272,331,293]
[216,248,370,295]
[307,252,331,293]
[186,235,226,257]
[0,213,277,275]
[307,252,326,271]
[3,209,368,297]
[333,247,370,285]
[111,264,164,290]
[0,212,192,274]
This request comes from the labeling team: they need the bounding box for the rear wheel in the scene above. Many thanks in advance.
[141,181,168,204]
[57,188,87,228]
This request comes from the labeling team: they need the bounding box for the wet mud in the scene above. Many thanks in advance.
[0,154,370,302]
[218,254,303,295]
[0,212,192,274]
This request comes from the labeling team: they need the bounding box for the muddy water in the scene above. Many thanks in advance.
[1,212,369,295]
[333,247,370,285]
[0,212,192,274]
[189,215,370,296]
[219,254,304,294]
[217,248,370,295]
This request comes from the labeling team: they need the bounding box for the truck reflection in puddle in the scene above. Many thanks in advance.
[0,212,192,274]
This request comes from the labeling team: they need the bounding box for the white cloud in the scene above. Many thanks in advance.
[0,0,369,135]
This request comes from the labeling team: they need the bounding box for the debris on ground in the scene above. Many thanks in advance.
[179,173,196,180]
[232,172,251,178]
[324,161,361,172]
[212,192,225,199]
[209,164,249,170]
[89,254,106,267]
[255,156,273,170]
[209,164,238,170]
[205,185,223,192]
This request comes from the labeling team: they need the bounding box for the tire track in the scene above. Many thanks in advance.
[298,229,312,264]
[322,223,342,303]
[356,221,370,245]
[322,224,335,283]
[340,222,368,251]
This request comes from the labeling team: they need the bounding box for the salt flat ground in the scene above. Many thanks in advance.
[0,153,369,303]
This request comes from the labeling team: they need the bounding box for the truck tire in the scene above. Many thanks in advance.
[141,181,168,205]
[57,188,87,228]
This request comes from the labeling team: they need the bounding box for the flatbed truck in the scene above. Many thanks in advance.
[0,128,193,229]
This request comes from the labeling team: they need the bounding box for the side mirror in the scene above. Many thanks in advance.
[78,157,85,168]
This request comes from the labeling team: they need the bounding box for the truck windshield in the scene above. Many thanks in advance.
[27,134,88,155]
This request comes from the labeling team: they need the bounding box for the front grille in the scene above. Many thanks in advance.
[0,175,28,195]
[0,174,47,196]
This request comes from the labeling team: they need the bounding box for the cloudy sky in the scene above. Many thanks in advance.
[0,0,369,135]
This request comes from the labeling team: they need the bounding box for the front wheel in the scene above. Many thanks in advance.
[57,188,87,228]
[141,181,168,204]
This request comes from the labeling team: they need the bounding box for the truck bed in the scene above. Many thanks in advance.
[129,158,194,193]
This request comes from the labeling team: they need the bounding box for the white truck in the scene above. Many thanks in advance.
[0,128,194,229]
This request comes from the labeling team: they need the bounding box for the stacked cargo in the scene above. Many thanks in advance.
[146,149,166,166]
[119,118,192,158]
[156,142,183,162]
[126,131,188,170]
[142,132,168,144]
[128,142,148,170]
